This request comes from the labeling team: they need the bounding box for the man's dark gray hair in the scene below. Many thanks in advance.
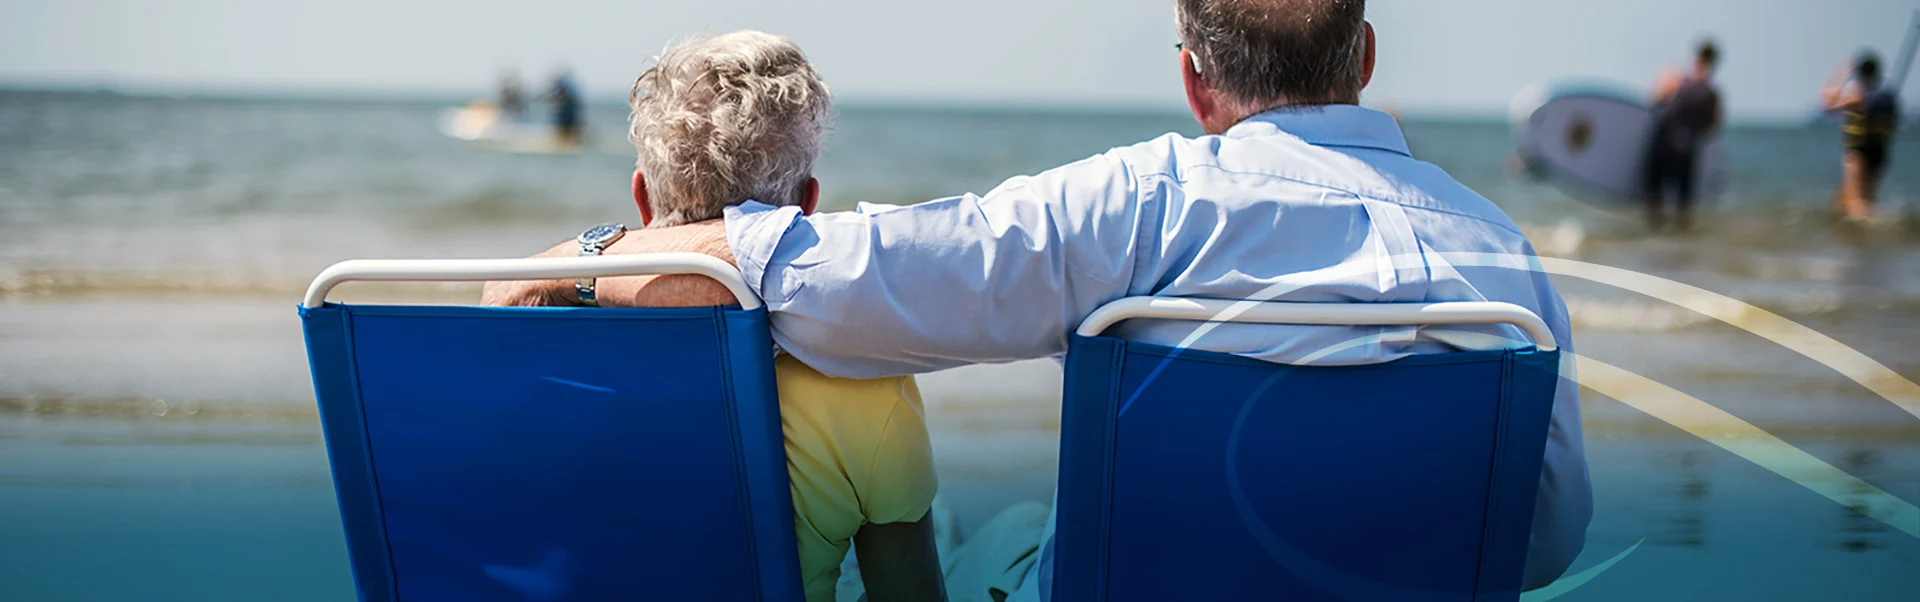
[1176,0,1368,111]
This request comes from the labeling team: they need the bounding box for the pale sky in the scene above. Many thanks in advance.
[1,0,1915,120]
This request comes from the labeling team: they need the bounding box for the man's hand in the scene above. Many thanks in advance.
[1650,68,1683,104]
[480,220,741,308]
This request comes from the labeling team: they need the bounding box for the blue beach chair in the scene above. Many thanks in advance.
[298,254,803,602]
[1052,297,1562,602]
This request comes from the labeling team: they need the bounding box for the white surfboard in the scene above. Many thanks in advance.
[1510,81,1727,203]
[438,105,583,155]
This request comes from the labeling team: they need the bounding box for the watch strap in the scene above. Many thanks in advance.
[576,241,604,306]
[572,223,626,307]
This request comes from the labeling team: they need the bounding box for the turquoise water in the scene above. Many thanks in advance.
[1,91,1918,600]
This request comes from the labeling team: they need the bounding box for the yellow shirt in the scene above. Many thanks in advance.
[773,355,938,602]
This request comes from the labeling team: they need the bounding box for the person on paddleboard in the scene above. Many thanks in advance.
[498,68,527,121]
[1823,51,1901,222]
[1643,40,1724,232]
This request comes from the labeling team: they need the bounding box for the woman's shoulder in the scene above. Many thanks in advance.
[774,355,937,524]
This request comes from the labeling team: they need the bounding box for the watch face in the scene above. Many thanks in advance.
[579,223,627,246]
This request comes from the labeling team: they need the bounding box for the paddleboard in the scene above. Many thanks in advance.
[1510,81,1728,203]
[438,105,583,155]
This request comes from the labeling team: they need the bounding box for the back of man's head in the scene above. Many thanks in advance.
[1695,40,1720,71]
[629,31,831,227]
[1176,0,1368,111]
[1856,51,1882,84]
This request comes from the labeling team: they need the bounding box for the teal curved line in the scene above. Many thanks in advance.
[1144,251,1920,423]
[1520,539,1645,602]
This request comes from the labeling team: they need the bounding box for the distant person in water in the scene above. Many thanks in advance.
[498,69,526,120]
[1823,51,1901,222]
[1643,40,1724,232]
[546,69,583,145]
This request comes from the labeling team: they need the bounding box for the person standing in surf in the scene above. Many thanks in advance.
[1643,40,1724,232]
[546,68,585,146]
[1823,51,1901,222]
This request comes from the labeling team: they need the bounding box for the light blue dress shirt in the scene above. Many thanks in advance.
[725,105,1591,593]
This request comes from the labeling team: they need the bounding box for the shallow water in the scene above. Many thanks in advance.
[1,91,1917,599]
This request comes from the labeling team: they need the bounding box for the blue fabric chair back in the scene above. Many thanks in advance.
[1052,299,1562,602]
[297,256,802,602]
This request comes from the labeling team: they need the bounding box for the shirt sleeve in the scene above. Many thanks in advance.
[724,152,1144,379]
[856,376,939,525]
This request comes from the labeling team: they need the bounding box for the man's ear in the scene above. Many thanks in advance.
[1359,22,1377,91]
[799,177,820,216]
[1180,48,1223,134]
[632,169,654,226]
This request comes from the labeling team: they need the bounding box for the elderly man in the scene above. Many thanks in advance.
[488,0,1592,595]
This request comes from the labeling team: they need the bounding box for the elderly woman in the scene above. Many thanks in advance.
[483,31,947,602]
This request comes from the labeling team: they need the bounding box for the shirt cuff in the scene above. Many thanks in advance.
[723,202,805,302]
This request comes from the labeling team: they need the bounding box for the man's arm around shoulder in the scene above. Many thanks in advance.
[480,220,739,308]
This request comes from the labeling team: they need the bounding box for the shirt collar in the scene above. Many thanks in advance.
[1223,104,1412,157]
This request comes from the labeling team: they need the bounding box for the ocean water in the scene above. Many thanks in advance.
[1,90,1917,600]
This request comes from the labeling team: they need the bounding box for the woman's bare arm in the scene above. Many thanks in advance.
[477,238,579,306]
[853,515,948,602]
[479,220,738,308]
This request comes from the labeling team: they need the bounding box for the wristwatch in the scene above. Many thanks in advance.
[574,222,627,306]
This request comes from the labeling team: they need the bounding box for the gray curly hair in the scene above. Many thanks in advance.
[628,31,831,227]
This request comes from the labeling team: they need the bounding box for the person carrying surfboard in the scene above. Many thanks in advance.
[1823,51,1901,222]
[1643,40,1724,232]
